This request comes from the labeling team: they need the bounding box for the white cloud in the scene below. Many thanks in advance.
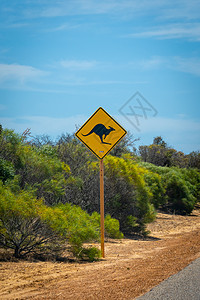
[172,57,200,77]
[138,56,166,70]
[44,23,80,32]
[0,63,48,84]
[37,1,153,18]
[135,56,200,77]
[116,114,200,134]
[7,23,30,29]
[20,0,200,21]
[141,116,200,133]
[127,23,200,41]
[161,0,200,20]
[2,0,200,23]
[26,115,86,135]
[0,115,87,137]
[116,114,200,153]
[59,60,98,70]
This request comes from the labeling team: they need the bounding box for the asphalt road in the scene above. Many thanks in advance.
[136,257,200,300]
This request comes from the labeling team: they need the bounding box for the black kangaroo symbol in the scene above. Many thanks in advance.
[82,123,115,145]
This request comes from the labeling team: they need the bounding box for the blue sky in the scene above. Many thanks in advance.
[0,0,200,154]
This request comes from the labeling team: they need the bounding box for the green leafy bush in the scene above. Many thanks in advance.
[105,214,124,239]
[91,212,124,239]
[179,168,200,202]
[164,172,196,214]
[76,247,101,262]
[140,162,199,214]
[0,183,101,260]
[0,158,15,183]
[143,171,165,209]
[42,203,100,259]
[104,155,156,235]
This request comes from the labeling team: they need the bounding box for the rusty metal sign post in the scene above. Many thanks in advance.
[75,107,127,257]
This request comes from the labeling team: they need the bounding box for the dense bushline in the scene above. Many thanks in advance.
[0,127,200,259]
[0,128,123,260]
[140,162,199,214]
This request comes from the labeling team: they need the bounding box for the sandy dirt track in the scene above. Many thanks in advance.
[0,209,200,299]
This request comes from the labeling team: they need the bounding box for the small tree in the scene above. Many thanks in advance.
[0,184,64,258]
[187,151,200,169]
[0,214,62,258]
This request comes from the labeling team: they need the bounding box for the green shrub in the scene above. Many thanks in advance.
[0,158,15,183]
[123,215,139,233]
[104,155,156,234]
[75,246,101,262]
[179,168,200,202]
[0,183,101,260]
[39,203,101,260]
[164,172,196,214]
[143,171,165,209]
[91,212,124,239]
[140,162,198,214]
[104,214,124,239]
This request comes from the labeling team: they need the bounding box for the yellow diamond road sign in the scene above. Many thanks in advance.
[75,107,127,159]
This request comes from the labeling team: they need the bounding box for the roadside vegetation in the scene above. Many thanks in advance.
[0,125,199,261]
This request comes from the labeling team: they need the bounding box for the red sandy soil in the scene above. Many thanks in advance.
[0,209,200,299]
